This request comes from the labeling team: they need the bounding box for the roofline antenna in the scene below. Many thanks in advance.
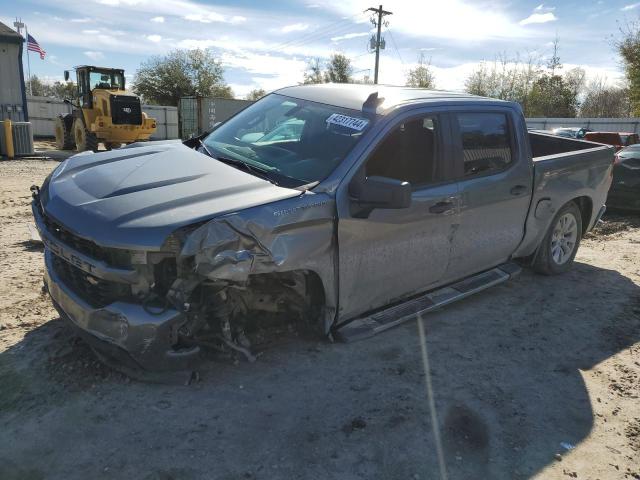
[363,91,384,115]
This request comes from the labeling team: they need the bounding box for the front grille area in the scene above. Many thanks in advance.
[51,255,131,308]
[42,214,130,268]
[110,95,143,125]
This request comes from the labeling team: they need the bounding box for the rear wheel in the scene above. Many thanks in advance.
[533,202,582,275]
[73,118,98,152]
[54,115,74,150]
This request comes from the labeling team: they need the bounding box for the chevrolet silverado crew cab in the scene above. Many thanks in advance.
[32,84,614,372]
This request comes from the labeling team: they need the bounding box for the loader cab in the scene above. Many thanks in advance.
[64,66,125,109]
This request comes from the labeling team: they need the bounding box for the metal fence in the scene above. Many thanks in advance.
[179,97,254,139]
[526,117,640,134]
[26,95,179,140]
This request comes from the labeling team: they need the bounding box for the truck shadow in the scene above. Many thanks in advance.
[413,261,640,479]
[0,261,638,480]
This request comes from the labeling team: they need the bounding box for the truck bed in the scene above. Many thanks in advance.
[529,131,599,159]
[512,132,614,258]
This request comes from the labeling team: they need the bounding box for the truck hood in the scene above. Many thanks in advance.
[41,142,301,249]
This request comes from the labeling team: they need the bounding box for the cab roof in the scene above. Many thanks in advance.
[274,83,511,115]
[74,65,125,74]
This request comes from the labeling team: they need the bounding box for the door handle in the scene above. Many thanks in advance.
[510,185,528,196]
[429,201,454,214]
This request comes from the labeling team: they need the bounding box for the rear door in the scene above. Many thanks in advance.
[444,109,532,281]
[336,111,460,321]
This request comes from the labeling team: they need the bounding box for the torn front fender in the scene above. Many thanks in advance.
[180,216,280,282]
[177,192,339,332]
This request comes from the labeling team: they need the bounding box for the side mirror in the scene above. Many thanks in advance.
[350,175,412,210]
[63,99,72,105]
[64,70,70,82]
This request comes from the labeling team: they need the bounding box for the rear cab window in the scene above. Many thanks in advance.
[454,112,514,178]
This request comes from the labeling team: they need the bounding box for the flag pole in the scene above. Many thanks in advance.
[25,24,32,95]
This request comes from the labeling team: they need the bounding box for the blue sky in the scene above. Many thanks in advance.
[1,0,637,98]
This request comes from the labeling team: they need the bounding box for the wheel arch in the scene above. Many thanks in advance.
[572,195,593,234]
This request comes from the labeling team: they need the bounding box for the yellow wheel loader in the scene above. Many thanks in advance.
[54,66,156,152]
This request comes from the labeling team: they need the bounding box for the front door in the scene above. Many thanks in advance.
[336,113,460,321]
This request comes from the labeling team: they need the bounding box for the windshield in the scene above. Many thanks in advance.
[89,71,124,90]
[202,94,372,188]
[620,134,638,146]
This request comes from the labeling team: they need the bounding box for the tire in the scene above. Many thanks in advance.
[54,115,74,150]
[104,142,122,151]
[533,201,583,275]
[73,118,98,152]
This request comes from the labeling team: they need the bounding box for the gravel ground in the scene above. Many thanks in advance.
[0,159,639,480]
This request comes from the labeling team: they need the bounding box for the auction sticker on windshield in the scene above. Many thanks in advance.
[326,113,369,131]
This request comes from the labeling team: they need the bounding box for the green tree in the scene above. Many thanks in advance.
[464,53,541,107]
[133,49,233,106]
[324,53,352,83]
[49,81,77,100]
[25,75,48,96]
[464,43,584,117]
[26,76,77,100]
[616,20,640,116]
[580,79,631,117]
[303,58,324,84]
[246,88,266,101]
[406,53,436,89]
[527,74,579,117]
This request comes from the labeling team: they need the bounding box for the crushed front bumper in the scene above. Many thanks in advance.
[44,249,201,372]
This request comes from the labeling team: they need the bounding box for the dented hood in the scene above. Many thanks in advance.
[41,142,301,249]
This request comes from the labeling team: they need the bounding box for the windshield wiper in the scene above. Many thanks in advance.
[195,137,215,158]
[212,154,279,186]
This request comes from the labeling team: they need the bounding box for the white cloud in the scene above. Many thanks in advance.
[321,0,534,41]
[185,12,246,24]
[534,4,555,12]
[150,16,165,23]
[622,2,640,10]
[147,34,162,42]
[281,23,309,33]
[84,51,105,61]
[82,29,100,34]
[519,12,558,25]
[70,17,93,23]
[331,32,369,42]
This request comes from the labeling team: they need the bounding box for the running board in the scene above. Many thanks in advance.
[335,263,522,343]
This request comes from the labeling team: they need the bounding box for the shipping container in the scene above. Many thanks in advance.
[179,96,253,139]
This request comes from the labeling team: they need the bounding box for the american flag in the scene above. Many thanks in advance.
[27,33,46,60]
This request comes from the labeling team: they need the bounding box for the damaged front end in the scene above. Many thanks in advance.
[37,190,337,372]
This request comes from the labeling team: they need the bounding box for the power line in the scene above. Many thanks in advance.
[270,12,369,53]
[387,28,404,66]
[271,20,354,51]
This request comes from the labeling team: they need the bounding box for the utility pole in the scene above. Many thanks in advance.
[366,5,392,84]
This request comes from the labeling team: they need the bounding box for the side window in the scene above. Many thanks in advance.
[455,113,513,177]
[366,116,440,186]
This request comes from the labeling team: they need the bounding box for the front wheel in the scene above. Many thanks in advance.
[533,202,583,275]
[73,118,98,152]
[54,116,74,150]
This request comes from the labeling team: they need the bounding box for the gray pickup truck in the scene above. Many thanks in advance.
[32,84,614,372]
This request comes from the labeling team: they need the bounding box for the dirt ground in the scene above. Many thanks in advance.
[1,158,639,480]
